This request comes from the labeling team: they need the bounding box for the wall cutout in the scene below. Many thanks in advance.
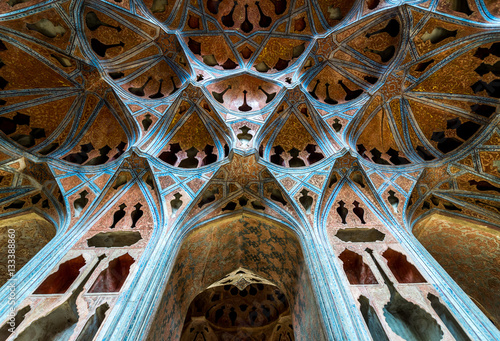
[75,302,110,341]
[14,255,106,340]
[382,248,426,283]
[339,249,378,285]
[33,255,86,294]
[87,231,142,248]
[427,293,471,341]
[366,249,443,341]
[0,305,30,340]
[358,296,389,341]
[335,228,385,242]
[89,253,135,293]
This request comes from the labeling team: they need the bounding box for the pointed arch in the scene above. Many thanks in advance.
[146,212,327,340]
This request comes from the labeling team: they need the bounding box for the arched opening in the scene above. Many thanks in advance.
[181,268,294,340]
[0,212,56,287]
[413,213,500,328]
[146,213,326,340]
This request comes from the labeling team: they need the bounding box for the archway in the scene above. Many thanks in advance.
[413,213,500,328]
[0,212,56,287]
[146,213,326,340]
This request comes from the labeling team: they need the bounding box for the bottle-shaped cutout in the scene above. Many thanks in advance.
[110,203,126,229]
[178,147,200,168]
[91,38,125,58]
[237,126,253,145]
[421,27,457,44]
[207,0,223,14]
[258,86,276,103]
[358,296,390,341]
[387,190,399,213]
[212,84,232,103]
[130,203,143,228]
[202,145,217,165]
[324,83,338,104]
[332,118,342,132]
[288,148,306,167]
[128,76,152,97]
[352,200,366,224]
[270,145,285,166]
[364,46,395,63]
[366,248,443,341]
[337,200,348,224]
[269,0,287,15]
[299,189,313,214]
[338,80,363,101]
[305,144,323,164]
[73,190,89,218]
[241,4,254,33]
[86,12,121,32]
[170,193,183,216]
[149,79,164,99]
[142,113,153,131]
[238,90,252,111]
[365,19,399,38]
[222,1,237,27]
[169,76,179,95]
[13,255,106,340]
[308,79,320,99]
[85,145,111,165]
[256,1,271,27]
[63,143,94,164]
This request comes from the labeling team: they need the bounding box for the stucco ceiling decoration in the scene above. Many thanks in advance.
[1,0,500,339]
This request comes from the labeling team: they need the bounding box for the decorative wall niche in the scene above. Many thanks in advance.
[146,214,326,340]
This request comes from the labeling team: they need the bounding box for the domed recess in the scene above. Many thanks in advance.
[181,268,293,340]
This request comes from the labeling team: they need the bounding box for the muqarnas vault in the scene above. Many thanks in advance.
[0,0,499,340]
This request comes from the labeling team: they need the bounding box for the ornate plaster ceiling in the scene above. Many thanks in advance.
[0,0,497,171]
